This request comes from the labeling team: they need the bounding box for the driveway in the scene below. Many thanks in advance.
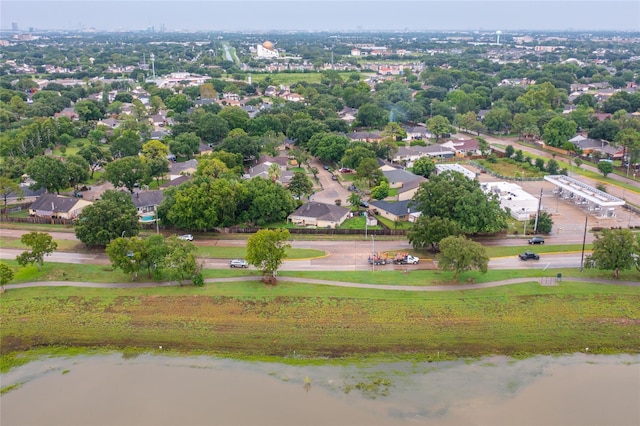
[308,158,352,206]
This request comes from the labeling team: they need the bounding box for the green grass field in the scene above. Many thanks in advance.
[2,277,639,368]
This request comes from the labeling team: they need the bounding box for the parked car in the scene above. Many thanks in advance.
[339,168,352,173]
[331,175,338,181]
[178,234,194,241]
[519,251,540,261]
[360,201,369,208]
[230,259,248,268]
[528,237,545,245]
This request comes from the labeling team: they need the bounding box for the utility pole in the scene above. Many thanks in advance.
[579,216,588,272]
[533,188,543,233]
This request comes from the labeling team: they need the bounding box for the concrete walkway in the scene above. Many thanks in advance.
[4,275,639,291]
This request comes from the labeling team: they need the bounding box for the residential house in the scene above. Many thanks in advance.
[382,169,426,201]
[97,117,121,129]
[402,125,431,141]
[338,107,358,124]
[287,202,350,228]
[440,139,481,157]
[54,107,79,121]
[244,161,293,185]
[28,193,92,219]
[435,164,478,180]
[369,199,421,223]
[169,159,198,180]
[131,190,164,217]
[347,131,383,143]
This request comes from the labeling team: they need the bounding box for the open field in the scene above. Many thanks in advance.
[2,278,639,364]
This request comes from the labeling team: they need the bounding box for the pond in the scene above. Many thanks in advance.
[1,353,638,426]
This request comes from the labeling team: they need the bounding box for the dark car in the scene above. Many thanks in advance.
[360,201,369,208]
[331,175,338,181]
[528,237,545,245]
[519,251,540,261]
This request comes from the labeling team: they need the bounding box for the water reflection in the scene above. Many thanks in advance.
[1,353,638,426]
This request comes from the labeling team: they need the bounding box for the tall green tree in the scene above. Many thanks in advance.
[586,228,639,279]
[78,144,110,178]
[597,161,614,177]
[436,235,489,282]
[0,177,22,219]
[288,171,313,199]
[427,115,453,142]
[25,156,69,194]
[105,157,150,193]
[75,190,141,247]
[412,171,507,234]
[542,116,577,148]
[65,155,90,191]
[356,158,384,188]
[106,236,149,281]
[0,261,14,292]
[412,157,436,178]
[16,232,58,271]
[163,236,201,286]
[529,211,554,234]
[245,228,291,282]
[408,216,461,252]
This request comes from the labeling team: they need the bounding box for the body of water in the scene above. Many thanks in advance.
[1,353,639,426]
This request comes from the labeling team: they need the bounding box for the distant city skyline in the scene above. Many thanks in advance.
[2,1,639,33]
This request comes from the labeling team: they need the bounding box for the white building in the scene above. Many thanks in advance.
[257,41,279,58]
[481,182,539,220]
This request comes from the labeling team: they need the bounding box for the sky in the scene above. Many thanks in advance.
[1,1,639,33]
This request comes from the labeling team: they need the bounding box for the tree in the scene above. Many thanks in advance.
[542,116,577,148]
[436,235,489,282]
[0,177,22,219]
[408,216,461,252]
[169,132,201,159]
[356,158,384,188]
[78,144,109,178]
[412,171,508,234]
[504,145,515,159]
[586,228,638,279]
[288,171,313,199]
[106,236,149,280]
[245,229,291,282]
[75,190,141,247]
[74,99,104,121]
[546,159,560,175]
[310,133,350,163]
[483,107,512,134]
[348,192,362,210]
[142,140,170,186]
[412,157,436,178]
[193,111,229,145]
[218,106,250,131]
[25,156,69,194]
[267,163,282,183]
[105,157,149,193]
[0,262,15,293]
[597,161,614,177]
[370,181,390,200]
[573,157,583,170]
[163,236,201,286]
[16,232,58,271]
[427,115,453,142]
[65,155,90,191]
[529,211,554,234]
[354,103,389,128]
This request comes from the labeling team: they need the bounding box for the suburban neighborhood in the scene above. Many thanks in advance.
[1,22,640,424]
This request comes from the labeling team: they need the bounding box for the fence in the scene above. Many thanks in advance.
[0,216,75,226]
[227,226,407,236]
[0,202,32,215]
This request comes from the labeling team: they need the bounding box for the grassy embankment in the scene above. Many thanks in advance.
[2,261,639,373]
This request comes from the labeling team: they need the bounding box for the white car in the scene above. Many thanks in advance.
[178,234,194,241]
[230,259,248,268]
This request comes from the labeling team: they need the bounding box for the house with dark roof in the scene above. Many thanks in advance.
[369,199,421,222]
[29,193,93,219]
[244,161,293,185]
[169,159,198,180]
[382,169,427,201]
[287,202,350,228]
[131,190,164,216]
[347,131,383,143]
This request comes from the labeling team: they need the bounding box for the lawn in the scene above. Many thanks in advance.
[2,276,639,365]
[376,215,413,230]
[339,216,383,230]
